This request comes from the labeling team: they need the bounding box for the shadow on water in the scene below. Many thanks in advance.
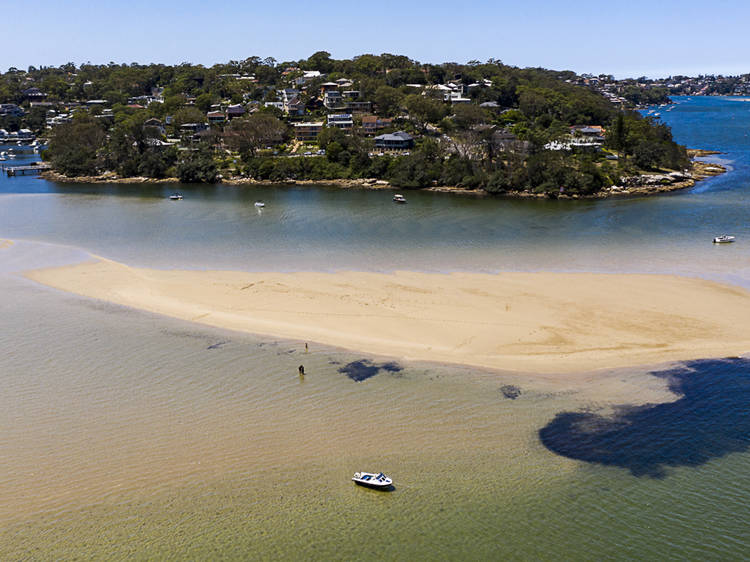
[539,358,750,478]
[338,360,403,382]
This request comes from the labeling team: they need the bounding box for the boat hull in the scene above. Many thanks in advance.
[352,479,393,490]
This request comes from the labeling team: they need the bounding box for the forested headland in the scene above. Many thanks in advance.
[1,53,696,196]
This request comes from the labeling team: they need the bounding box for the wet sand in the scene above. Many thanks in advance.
[26,257,750,375]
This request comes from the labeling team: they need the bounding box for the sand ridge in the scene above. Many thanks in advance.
[25,258,750,375]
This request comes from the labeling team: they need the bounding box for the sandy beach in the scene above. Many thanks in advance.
[25,258,750,375]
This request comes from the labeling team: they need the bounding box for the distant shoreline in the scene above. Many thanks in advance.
[38,148,726,199]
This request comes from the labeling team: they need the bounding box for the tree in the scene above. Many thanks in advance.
[224,112,287,158]
[172,106,205,127]
[451,104,487,130]
[176,144,218,183]
[374,86,404,117]
[405,94,446,131]
[195,93,214,112]
[306,51,333,73]
[46,116,107,176]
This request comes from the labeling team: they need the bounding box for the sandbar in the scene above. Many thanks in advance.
[26,258,750,375]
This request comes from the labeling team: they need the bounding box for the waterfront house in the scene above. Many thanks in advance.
[374,131,414,150]
[293,121,324,142]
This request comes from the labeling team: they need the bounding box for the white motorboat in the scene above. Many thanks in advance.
[713,235,735,244]
[393,194,407,203]
[169,193,183,200]
[352,471,393,489]
[254,201,265,208]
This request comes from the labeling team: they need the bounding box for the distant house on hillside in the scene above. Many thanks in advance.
[571,125,606,139]
[319,82,339,95]
[345,100,372,113]
[0,103,24,117]
[226,104,246,119]
[22,87,47,101]
[293,121,324,141]
[327,113,353,130]
[362,115,393,135]
[286,97,306,116]
[207,111,225,124]
[323,90,344,109]
[144,117,166,136]
[180,122,209,142]
[296,70,323,86]
[375,131,414,150]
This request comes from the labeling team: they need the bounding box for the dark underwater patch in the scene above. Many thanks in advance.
[207,341,229,350]
[500,385,521,399]
[539,358,750,478]
[338,360,403,382]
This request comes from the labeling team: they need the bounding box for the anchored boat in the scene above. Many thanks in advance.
[713,235,735,244]
[352,471,393,489]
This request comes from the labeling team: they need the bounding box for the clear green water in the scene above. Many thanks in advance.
[2,97,750,559]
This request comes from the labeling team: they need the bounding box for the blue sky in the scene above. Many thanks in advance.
[4,0,749,78]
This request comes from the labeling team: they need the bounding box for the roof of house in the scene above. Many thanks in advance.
[375,131,413,142]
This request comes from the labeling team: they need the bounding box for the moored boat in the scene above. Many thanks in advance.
[169,193,183,200]
[393,194,407,203]
[713,235,735,243]
[352,471,393,489]
[254,201,265,207]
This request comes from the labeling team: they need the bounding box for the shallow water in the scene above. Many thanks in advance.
[2,97,750,559]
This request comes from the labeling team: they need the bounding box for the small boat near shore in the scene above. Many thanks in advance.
[254,201,265,208]
[393,194,407,203]
[352,471,393,489]
[713,235,735,243]
[169,193,183,200]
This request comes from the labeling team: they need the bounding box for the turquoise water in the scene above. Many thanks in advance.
[2,97,750,559]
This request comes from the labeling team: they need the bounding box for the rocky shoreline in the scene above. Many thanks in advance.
[39,148,726,199]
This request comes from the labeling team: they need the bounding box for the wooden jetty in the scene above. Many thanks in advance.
[2,163,51,176]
